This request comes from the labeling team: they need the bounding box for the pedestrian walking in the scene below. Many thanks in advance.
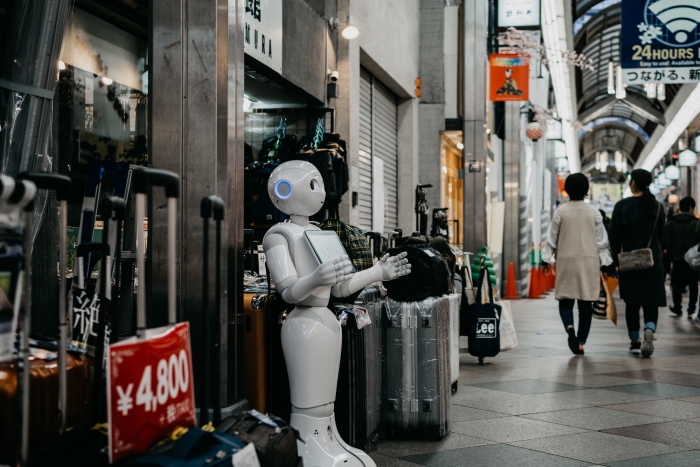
[665,196,699,319]
[609,169,665,357]
[542,173,613,355]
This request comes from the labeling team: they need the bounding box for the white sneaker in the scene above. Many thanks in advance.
[641,329,655,358]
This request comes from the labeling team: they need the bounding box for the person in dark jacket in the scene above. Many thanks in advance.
[609,169,665,357]
[665,197,699,318]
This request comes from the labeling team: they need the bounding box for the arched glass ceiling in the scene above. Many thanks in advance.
[574,0,621,36]
[578,117,650,141]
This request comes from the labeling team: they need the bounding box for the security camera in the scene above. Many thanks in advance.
[328,71,339,82]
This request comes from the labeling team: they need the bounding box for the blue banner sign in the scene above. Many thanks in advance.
[620,0,700,84]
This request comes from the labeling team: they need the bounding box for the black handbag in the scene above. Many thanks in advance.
[467,267,501,361]
[216,410,302,467]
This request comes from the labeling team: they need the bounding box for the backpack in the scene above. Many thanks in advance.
[384,243,451,302]
[319,219,373,272]
[400,235,456,276]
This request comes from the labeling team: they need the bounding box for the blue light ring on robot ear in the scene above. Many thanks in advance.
[274,179,293,199]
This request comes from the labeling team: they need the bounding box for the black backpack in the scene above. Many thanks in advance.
[384,243,451,302]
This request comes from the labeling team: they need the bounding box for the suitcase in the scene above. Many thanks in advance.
[264,292,292,423]
[333,285,384,453]
[385,295,451,440]
[0,174,93,465]
[243,292,270,413]
[447,293,461,393]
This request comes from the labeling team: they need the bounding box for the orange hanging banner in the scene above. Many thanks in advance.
[489,54,529,102]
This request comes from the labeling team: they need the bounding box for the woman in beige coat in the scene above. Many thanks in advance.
[542,173,613,355]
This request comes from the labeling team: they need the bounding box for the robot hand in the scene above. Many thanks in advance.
[313,255,354,286]
[376,251,411,281]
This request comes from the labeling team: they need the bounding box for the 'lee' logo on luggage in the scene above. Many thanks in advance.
[475,318,497,338]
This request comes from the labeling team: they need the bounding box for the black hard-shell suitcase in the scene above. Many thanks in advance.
[333,285,384,453]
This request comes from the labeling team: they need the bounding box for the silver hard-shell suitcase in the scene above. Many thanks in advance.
[448,293,461,393]
[385,296,451,440]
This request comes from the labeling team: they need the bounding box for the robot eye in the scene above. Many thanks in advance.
[274,180,293,199]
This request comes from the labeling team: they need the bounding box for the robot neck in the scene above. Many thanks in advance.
[290,215,310,227]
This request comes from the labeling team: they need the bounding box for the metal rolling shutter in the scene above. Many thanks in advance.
[358,68,373,231]
[371,79,399,235]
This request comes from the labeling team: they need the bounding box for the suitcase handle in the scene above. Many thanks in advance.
[132,167,180,199]
[200,196,225,425]
[102,196,126,221]
[18,172,71,201]
[134,168,179,333]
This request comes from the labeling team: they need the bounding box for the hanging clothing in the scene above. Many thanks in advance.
[542,200,612,301]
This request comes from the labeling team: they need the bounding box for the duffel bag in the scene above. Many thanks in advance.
[216,410,302,467]
[399,235,456,276]
[384,244,451,302]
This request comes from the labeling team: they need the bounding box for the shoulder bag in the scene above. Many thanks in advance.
[617,203,661,272]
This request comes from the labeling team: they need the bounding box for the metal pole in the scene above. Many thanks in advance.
[213,218,222,425]
[201,216,210,426]
[58,199,67,433]
[136,193,146,338]
[168,197,177,324]
[19,209,33,466]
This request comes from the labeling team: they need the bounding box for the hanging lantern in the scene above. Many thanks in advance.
[615,65,626,99]
[650,184,660,195]
[668,194,680,204]
[526,122,543,141]
[665,164,681,180]
[657,173,671,186]
[600,150,609,168]
[644,83,657,99]
[657,83,666,101]
[679,149,697,167]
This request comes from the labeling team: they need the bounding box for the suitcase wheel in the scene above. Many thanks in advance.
[451,381,458,394]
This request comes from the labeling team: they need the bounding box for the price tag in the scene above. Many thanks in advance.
[232,442,262,467]
[107,322,196,463]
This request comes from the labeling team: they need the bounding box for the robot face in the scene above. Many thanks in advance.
[268,161,326,216]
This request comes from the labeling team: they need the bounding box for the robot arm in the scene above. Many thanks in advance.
[331,252,411,297]
[265,233,354,304]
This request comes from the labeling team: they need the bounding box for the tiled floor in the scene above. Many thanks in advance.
[370,292,700,466]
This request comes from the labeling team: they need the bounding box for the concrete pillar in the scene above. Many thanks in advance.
[462,0,488,254]
[149,0,245,407]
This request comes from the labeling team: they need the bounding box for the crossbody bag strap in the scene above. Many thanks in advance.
[647,202,661,249]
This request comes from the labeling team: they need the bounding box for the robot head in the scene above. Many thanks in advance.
[268,161,326,217]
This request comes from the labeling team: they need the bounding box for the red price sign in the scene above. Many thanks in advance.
[107,322,196,463]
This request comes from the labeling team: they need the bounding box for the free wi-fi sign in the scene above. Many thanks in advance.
[620,0,700,84]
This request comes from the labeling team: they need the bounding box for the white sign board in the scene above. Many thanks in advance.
[245,0,283,73]
[498,0,541,27]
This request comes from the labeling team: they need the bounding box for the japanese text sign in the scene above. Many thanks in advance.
[489,54,530,102]
[621,0,700,84]
[498,0,541,27]
[107,323,196,463]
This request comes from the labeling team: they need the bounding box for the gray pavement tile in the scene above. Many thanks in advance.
[467,379,583,395]
[522,407,671,430]
[602,399,700,420]
[602,369,700,385]
[375,433,493,458]
[451,416,589,443]
[369,453,421,467]
[606,450,700,467]
[457,370,521,385]
[664,365,700,375]
[604,421,700,449]
[450,404,507,422]
[508,431,684,464]
[676,396,700,404]
[399,443,589,467]
[605,383,700,399]
[534,374,650,388]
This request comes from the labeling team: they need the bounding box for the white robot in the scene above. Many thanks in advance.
[263,161,410,467]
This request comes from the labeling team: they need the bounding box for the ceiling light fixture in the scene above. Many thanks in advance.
[101,77,113,86]
[329,16,360,40]
[664,164,680,180]
[679,148,697,167]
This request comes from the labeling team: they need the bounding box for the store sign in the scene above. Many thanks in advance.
[498,0,541,27]
[621,0,700,84]
[245,0,283,74]
[107,323,196,463]
[489,54,530,102]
